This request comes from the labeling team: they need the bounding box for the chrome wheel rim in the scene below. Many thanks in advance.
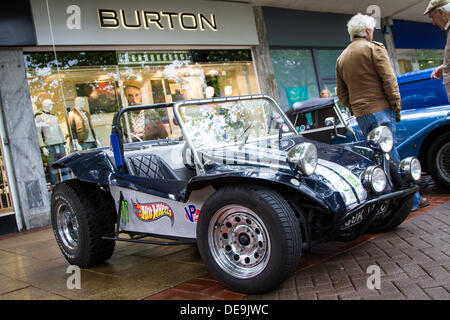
[208,205,270,279]
[56,202,79,252]
[437,142,450,183]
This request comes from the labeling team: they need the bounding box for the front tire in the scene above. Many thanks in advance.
[51,180,116,268]
[427,132,450,189]
[196,186,302,294]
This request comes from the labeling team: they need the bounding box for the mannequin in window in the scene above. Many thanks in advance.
[205,86,215,99]
[34,99,68,184]
[224,86,233,97]
[68,97,98,150]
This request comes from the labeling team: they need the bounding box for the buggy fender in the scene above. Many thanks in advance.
[182,171,333,213]
[52,150,117,185]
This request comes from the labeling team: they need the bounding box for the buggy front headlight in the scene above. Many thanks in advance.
[367,126,393,153]
[399,157,422,183]
[288,143,318,176]
[362,166,387,194]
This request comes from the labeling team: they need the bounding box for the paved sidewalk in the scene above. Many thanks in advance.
[0,175,448,300]
[245,200,450,300]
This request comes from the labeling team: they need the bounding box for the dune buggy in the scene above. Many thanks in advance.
[51,95,420,294]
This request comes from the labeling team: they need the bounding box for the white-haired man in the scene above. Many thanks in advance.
[336,13,428,211]
[426,0,450,97]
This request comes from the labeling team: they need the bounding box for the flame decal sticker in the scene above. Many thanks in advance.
[132,199,174,226]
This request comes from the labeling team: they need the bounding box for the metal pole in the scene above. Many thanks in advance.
[0,94,25,231]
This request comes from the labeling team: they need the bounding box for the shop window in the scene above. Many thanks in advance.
[271,48,343,110]
[396,49,444,74]
[271,49,319,110]
[316,49,342,98]
[24,49,259,186]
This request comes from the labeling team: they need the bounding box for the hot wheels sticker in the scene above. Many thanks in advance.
[184,205,200,223]
[132,200,174,226]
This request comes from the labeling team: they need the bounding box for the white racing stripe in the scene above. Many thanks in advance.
[316,159,367,209]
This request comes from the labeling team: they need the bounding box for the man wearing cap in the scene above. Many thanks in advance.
[425,0,450,99]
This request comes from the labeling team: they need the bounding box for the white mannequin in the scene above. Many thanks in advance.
[35,99,65,156]
[224,86,233,97]
[42,99,53,113]
[205,86,215,99]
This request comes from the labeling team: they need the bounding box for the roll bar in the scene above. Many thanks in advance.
[110,103,174,173]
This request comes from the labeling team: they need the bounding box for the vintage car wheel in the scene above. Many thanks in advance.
[196,186,302,294]
[51,180,116,268]
[427,132,450,188]
[366,196,414,234]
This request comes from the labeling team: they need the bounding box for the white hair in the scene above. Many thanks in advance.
[347,13,377,40]
[440,3,450,12]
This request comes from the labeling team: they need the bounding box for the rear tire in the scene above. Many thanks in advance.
[427,132,450,189]
[51,180,116,268]
[196,186,302,294]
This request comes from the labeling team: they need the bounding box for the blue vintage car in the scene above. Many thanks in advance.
[285,68,450,189]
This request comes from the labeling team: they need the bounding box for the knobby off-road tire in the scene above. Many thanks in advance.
[196,186,302,294]
[366,195,414,234]
[51,180,116,268]
[427,132,450,189]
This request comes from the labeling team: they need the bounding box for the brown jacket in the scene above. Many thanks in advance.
[442,30,450,98]
[336,38,401,118]
[68,109,95,143]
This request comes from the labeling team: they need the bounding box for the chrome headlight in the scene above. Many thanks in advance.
[367,126,394,153]
[362,166,387,194]
[288,143,318,176]
[399,157,422,183]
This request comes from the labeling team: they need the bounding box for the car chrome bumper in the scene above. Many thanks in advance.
[333,185,418,241]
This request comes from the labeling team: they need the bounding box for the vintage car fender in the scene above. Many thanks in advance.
[52,149,115,186]
[345,106,450,161]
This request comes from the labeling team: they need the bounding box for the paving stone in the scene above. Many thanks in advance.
[423,287,450,300]
[393,279,428,299]
[294,275,314,288]
[316,293,339,300]
[279,277,296,290]
[296,283,334,295]
[297,292,318,300]
[398,263,429,278]
[377,262,404,275]
[312,273,332,286]
[331,279,355,293]
[419,248,450,263]
[419,264,450,281]
[278,289,298,300]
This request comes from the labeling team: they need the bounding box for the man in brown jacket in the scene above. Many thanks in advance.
[336,14,401,122]
[336,13,428,211]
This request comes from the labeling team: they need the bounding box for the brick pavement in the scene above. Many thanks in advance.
[245,199,450,300]
[0,175,447,300]
[147,189,450,300]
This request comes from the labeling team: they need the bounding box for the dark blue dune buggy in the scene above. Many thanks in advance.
[50,95,420,293]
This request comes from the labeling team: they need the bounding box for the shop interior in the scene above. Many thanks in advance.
[24,50,259,185]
